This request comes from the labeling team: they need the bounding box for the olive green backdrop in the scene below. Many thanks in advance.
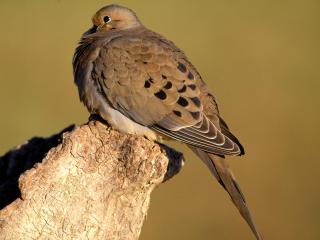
[0,0,319,239]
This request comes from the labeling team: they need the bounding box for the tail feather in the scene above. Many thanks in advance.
[189,146,262,240]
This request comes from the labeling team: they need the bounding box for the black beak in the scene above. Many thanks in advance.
[85,25,97,35]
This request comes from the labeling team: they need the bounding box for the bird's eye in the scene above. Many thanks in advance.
[103,16,111,23]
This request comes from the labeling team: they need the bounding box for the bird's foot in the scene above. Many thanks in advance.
[88,114,111,127]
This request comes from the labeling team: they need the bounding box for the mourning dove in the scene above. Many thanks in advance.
[73,4,261,239]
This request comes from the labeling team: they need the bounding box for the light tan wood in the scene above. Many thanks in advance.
[0,120,183,240]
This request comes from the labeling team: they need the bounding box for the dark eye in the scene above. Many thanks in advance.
[103,16,111,23]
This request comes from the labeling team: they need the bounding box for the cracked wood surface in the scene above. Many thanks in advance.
[0,120,184,240]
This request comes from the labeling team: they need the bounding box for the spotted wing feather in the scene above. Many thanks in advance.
[92,36,242,156]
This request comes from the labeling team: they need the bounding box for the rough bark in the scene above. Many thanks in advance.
[0,120,184,240]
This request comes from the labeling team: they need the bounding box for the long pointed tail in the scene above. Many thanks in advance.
[189,146,262,240]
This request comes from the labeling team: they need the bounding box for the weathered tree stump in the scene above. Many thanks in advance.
[0,120,184,240]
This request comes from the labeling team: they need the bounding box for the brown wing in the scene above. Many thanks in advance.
[91,35,243,156]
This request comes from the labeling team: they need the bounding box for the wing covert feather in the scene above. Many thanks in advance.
[91,35,243,156]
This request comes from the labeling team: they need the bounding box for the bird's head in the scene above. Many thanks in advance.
[86,4,141,35]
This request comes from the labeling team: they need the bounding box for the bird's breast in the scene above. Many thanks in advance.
[94,92,159,141]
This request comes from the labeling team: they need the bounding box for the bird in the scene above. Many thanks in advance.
[73,4,261,239]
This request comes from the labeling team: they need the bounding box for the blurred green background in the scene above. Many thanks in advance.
[0,0,319,239]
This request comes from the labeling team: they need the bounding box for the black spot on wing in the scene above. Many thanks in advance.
[188,84,196,90]
[162,75,167,79]
[177,96,188,107]
[173,110,182,117]
[190,97,201,107]
[177,62,187,73]
[144,80,151,88]
[155,90,167,100]
[164,81,172,89]
[187,72,194,80]
[178,85,187,93]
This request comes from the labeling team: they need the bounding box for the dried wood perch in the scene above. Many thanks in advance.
[0,120,184,240]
